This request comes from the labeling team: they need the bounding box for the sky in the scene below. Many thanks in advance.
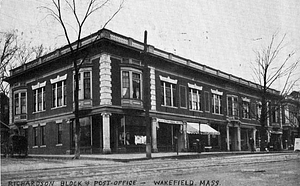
[1,0,300,92]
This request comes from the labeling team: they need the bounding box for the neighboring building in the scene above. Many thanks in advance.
[4,29,282,154]
[0,93,10,143]
[282,91,300,149]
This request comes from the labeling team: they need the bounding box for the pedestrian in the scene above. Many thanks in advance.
[249,137,255,152]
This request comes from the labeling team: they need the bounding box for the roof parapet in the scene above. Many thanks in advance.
[8,29,280,95]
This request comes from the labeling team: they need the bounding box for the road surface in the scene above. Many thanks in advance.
[1,152,300,186]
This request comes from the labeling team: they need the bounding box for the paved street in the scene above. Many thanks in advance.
[1,152,300,186]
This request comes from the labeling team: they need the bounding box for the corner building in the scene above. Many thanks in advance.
[5,29,282,154]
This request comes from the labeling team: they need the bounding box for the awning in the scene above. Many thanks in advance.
[187,123,220,135]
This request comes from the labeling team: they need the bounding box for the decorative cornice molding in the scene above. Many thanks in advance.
[50,74,67,84]
[32,81,46,90]
[188,83,203,91]
[211,89,223,96]
[159,75,177,84]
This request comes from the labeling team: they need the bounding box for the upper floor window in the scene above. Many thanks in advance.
[160,76,177,107]
[271,105,280,123]
[188,83,202,111]
[14,91,27,115]
[51,74,67,108]
[211,89,223,114]
[74,69,92,100]
[121,68,142,100]
[257,102,262,120]
[242,97,250,119]
[227,95,238,117]
[32,81,46,112]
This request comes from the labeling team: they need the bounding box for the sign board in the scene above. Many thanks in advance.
[294,138,300,151]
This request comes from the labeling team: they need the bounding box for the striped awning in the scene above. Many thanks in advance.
[187,123,220,135]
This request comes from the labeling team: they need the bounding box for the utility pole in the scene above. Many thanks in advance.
[143,31,151,159]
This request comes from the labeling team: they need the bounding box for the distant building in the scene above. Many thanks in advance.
[0,93,10,143]
[282,91,300,149]
[4,29,283,154]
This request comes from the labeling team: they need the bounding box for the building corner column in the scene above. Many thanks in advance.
[183,122,188,151]
[99,54,112,106]
[102,112,111,154]
[226,124,230,151]
[151,118,158,152]
[253,128,257,150]
[237,125,241,151]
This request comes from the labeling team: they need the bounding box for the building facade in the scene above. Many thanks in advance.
[5,29,283,154]
[0,93,10,143]
[282,91,300,150]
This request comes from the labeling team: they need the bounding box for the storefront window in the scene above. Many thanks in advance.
[72,117,91,147]
[118,116,146,147]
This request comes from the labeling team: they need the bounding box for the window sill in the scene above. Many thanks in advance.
[121,99,143,108]
[189,109,203,113]
[32,146,38,148]
[161,105,178,109]
[51,105,67,110]
[40,145,46,148]
[227,116,240,119]
[33,110,46,114]
[56,144,63,147]
[212,113,223,116]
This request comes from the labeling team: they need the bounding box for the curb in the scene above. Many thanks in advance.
[22,150,296,162]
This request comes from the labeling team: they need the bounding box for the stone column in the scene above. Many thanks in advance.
[102,112,111,153]
[226,124,230,151]
[99,54,112,106]
[208,135,211,146]
[149,66,156,111]
[237,125,241,151]
[183,122,187,151]
[151,118,158,152]
[253,128,257,150]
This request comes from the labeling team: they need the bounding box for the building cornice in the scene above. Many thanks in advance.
[6,29,280,95]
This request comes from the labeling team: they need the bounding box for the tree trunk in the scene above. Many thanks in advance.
[260,88,268,151]
[73,67,80,159]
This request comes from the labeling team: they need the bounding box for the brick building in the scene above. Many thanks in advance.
[0,93,10,143]
[282,91,300,149]
[4,29,283,154]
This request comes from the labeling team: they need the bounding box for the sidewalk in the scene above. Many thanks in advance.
[28,150,295,162]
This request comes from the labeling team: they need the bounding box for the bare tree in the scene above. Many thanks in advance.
[43,0,124,159]
[32,44,52,59]
[251,32,300,151]
[1,31,51,95]
[0,31,18,95]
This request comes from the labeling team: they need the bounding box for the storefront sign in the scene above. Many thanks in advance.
[156,118,183,125]
[294,138,300,151]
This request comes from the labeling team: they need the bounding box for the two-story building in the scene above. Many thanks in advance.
[0,93,10,144]
[282,91,300,150]
[5,29,282,154]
